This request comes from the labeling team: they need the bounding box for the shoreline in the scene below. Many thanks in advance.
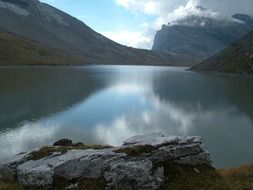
[0,63,189,68]
[0,64,252,77]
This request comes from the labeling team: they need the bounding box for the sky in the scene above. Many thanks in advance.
[41,0,253,49]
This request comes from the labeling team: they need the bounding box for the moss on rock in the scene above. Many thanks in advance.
[30,144,113,160]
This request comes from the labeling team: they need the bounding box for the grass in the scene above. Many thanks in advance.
[0,181,22,190]
[219,164,253,190]
[0,30,82,65]
[1,164,253,190]
[0,178,107,190]
[161,164,229,190]
[30,144,113,160]
[161,164,253,190]
[77,178,107,190]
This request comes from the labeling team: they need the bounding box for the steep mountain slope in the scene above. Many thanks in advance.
[0,0,172,65]
[190,30,253,74]
[0,30,82,65]
[152,9,253,66]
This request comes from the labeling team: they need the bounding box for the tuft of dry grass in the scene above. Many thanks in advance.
[218,164,253,190]
[160,164,230,190]
[161,163,253,190]
[0,180,22,190]
[30,144,113,160]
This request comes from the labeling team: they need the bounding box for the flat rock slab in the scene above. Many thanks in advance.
[0,133,212,190]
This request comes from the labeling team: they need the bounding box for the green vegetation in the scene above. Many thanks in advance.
[191,31,253,74]
[161,164,253,190]
[1,164,253,190]
[161,164,228,190]
[52,176,106,190]
[76,178,107,190]
[0,31,81,65]
[219,164,253,189]
[0,181,22,190]
[30,144,113,160]
[0,178,107,190]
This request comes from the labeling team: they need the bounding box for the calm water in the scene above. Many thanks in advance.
[0,65,253,168]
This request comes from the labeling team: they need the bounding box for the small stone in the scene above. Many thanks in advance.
[194,168,200,173]
[53,139,73,146]
[65,183,78,189]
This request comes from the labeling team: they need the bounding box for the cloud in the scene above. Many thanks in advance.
[114,0,253,49]
[115,0,184,16]
[101,30,153,49]
[116,0,253,17]
[199,0,253,17]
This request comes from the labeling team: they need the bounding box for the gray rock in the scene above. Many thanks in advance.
[0,134,212,190]
[17,163,54,187]
[17,149,112,186]
[104,159,162,190]
[54,149,123,180]
[0,152,30,181]
[123,133,202,148]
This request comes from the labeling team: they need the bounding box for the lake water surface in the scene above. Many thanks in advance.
[0,65,253,168]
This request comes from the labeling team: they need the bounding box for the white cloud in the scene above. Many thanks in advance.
[167,0,219,23]
[114,0,253,49]
[115,0,183,16]
[0,122,60,162]
[101,30,153,49]
[115,0,253,17]
[95,117,136,146]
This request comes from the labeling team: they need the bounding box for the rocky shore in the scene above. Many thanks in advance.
[0,133,212,190]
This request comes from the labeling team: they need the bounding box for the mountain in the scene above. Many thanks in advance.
[0,0,172,66]
[152,8,253,66]
[0,29,83,65]
[190,30,253,74]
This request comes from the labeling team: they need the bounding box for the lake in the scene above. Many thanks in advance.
[0,65,253,168]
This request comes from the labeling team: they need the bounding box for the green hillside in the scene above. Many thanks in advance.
[0,30,82,65]
[191,30,253,74]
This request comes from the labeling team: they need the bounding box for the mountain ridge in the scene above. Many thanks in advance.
[0,0,175,66]
[152,10,253,65]
[190,30,253,74]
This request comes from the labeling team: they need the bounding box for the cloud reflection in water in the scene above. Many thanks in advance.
[0,66,253,168]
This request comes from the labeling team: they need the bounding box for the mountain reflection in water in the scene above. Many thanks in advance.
[0,65,252,168]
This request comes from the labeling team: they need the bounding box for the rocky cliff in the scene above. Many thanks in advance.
[190,30,253,74]
[152,11,253,66]
[0,0,172,66]
[0,133,212,190]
